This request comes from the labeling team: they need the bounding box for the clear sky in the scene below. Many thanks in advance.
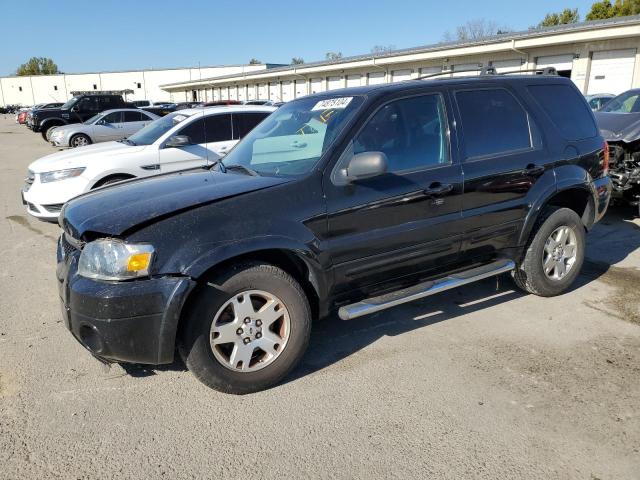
[2,0,597,76]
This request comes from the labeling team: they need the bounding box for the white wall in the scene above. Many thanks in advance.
[0,64,267,106]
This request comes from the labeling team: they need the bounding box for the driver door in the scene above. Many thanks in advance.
[158,113,210,172]
[93,111,124,141]
[323,92,465,296]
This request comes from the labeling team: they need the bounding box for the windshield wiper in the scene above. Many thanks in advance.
[118,138,136,146]
[205,159,223,171]
[224,164,259,176]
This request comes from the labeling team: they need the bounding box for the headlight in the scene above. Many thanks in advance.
[39,167,85,183]
[78,239,155,281]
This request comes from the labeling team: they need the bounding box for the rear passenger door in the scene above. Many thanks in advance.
[122,111,149,137]
[452,86,552,258]
[203,113,234,160]
[324,93,465,295]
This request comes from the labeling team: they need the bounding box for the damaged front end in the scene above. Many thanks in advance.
[607,140,640,209]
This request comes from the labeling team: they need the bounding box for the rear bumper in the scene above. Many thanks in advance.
[58,240,196,364]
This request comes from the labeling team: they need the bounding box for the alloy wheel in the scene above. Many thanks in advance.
[542,225,578,280]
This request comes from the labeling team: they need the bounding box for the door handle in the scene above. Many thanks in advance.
[423,182,453,197]
[523,164,545,176]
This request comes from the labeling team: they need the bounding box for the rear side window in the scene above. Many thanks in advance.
[233,112,270,139]
[455,88,532,159]
[204,114,232,142]
[123,111,143,122]
[528,84,597,140]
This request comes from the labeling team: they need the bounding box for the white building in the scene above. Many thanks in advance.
[161,15,640,101]
[0,64,273,107]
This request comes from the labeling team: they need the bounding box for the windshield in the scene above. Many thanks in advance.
[84,113,102,125]
[221,95,364,176]
[61,97,79,110]
[600,90,640,113]
[127,112,193,146]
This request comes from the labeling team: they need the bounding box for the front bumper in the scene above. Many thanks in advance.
[57,235,196,364]
[22,174,90,220]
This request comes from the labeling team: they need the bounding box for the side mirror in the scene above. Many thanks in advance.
[164,135,192,148]
[70,106,79,113]
[341,151,388,183]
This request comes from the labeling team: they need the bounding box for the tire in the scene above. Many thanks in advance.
[512,207,585,296]
[179,261,312,394]
[41,124,59,141]
[69,133,92,148]
[92,175,133,188]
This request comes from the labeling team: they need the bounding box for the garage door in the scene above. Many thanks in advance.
[269,82,279,101]
[420,66,442,78]
[346,74,361,88]
[295,80,308,98]
[536,54,574,76]
[391,69,412,82]
[328,76,343,90]
[367,71,386,85]
[310,78,325,94]
[587,49,636,95]
[229,86,238,100]
[247,85,256,100]
[213,88,220,101]
[258,83,267,99]
[282,81,294,102]
[491,59,522,73]
[453,63,481,77]
[238,85,246,102]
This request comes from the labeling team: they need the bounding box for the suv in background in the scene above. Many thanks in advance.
[29,93,131,140]
[57,74,611,394]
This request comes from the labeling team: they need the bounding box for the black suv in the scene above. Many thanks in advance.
[57,74,611,394]
[29,93,130,140]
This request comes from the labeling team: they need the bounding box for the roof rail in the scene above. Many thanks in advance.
[70,89,134,96]
[498,67,558,76]
[416,65,497,81]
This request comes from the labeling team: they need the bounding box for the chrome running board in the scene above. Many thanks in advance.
[338,259,516,320]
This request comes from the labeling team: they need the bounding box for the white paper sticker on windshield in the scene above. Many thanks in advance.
[311,97,353,111]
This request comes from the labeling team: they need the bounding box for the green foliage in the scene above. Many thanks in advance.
[325,51,343,61]
[586,0,640,20]
[371,45,396,54]
[16,57,59,76]
[538,8,580,27]
[291,57,305,65]
[249,58,261,65]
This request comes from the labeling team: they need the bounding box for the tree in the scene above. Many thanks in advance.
[538,8,580,27]
[325,51,343,61]
[249,58,261,65]
[586,0,640,20]
[16,57,59,76]
[291,57,305,65]
[442,19,509,42]
[371,45,396,54]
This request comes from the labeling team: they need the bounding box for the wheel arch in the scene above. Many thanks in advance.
[91,173,137,189]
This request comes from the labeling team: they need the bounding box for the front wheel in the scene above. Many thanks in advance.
[512,207,586,296]
[179,262,311,394]
[70,133,91,148]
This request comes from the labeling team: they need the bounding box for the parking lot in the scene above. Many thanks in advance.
[0,114,639,478]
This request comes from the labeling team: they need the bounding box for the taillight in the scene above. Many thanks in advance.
[602,141,609,176]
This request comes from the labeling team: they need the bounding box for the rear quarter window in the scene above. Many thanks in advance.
[528,84,597,140]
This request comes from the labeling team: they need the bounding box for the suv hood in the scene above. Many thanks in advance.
[28,142,147,172]
[594,111,640,143]
[61,169,291,238]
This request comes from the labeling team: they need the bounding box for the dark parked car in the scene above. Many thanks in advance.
[594,88,640,212]
[57,74,611,394]
[29,93,130,140]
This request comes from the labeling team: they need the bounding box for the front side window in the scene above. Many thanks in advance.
[127,111,193,146]
[456,88,532,159]
[221,95,364,176]
[102,112,122,123]
[353,94,449,172]
[178,118,206,144]
[204,114,232,142]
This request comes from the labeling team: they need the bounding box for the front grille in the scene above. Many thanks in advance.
[61,234,77,257]
[43,203,63,213]
[23,170,35,192]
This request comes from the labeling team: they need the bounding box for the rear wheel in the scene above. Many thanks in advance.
[70,133,91,148]
[512,207,585,296]
[179,262,311,394]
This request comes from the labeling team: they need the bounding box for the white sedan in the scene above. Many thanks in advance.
[49,109,159,147]
[22,105,276,220]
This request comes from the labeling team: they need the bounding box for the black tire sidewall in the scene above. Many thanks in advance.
[70,134,91,147]
[524,208,586,295]
[181,263,311,394]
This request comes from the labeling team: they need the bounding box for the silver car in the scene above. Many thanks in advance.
[49,109,159,148]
